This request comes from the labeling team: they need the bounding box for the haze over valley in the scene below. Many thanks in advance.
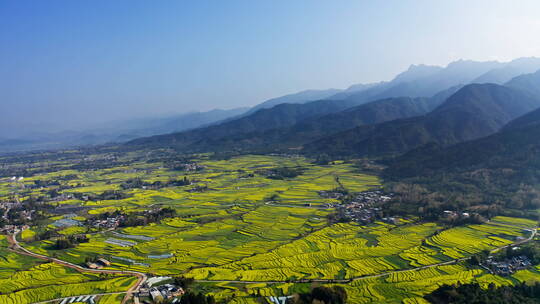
[1,2,540,304]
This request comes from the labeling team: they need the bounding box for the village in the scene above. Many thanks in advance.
[482,253,533,276]
[322,189,396,224]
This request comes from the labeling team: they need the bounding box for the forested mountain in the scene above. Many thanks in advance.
[128,87,455,152]
[386,107,540,178]
[4,58,540,155]
[383,106,540,218]
[303,83,540,157]
[504,104,540,130]
[126,58,540,155]
[506,69,540,97]
[127,99,357,149]
[162,96,436,151]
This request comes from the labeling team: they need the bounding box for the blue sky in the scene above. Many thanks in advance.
[1,0,540,130]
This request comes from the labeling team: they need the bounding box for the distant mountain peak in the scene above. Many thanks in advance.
[391,64,443,83]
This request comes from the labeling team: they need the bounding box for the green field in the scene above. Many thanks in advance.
[1,154,539,303]
[0,236,135,304]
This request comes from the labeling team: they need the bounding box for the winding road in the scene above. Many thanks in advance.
[7,231,147,304]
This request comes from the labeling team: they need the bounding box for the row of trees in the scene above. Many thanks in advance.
[381,181,540,222]
[291,286,347,304]
[52,234,89,250]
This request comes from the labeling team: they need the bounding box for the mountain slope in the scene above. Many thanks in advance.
[473,57,540,84]
[126,58,540,153]
[327,59,504,106]
[179,96,436,151]
[245,89,342,115]
[118,107,250,137]
[127,84,457,152]
[127,99,357,149]
[381,107,540,219]
[383,107,540,218]
[387,106,540,177]
[303,84,540,157]
[504,106,540,130]
[505,69,540,97]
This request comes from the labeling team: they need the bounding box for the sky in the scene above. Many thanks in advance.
[1,0,540,133]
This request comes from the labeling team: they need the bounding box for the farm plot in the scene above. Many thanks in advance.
[185,219,532,282]
[0,236,136,304]
[7,154,539,303]
[425,221,527,259]
[203,260,540,303]
[186,222,440,281]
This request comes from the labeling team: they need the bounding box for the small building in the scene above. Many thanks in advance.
[86,262,101,269]
[97,258,111,267]
[150,288,164,302]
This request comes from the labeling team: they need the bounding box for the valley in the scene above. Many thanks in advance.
[0,153,538,303]
[5,2,540,303]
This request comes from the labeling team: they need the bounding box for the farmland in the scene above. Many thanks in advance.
[0,152,539,303]
[0,235,135,304]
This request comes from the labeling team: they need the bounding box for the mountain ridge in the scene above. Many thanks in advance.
[303,82,540,157]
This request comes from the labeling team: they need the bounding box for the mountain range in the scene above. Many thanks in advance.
[128,58,540,158]
[386,105,540,179]
[4,57,540,156]
[0,108,248,153]
[304,81,540,157]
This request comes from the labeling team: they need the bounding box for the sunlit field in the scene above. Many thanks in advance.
[0,236,135,304]
[1,154,539,303]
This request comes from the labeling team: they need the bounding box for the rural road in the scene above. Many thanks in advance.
[7,231,147,304]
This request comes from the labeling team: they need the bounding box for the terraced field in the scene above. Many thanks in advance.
[0,236,135,304]
[1,154,539,303]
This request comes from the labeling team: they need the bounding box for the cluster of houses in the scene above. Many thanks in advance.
[176,162,204,172]
[350,190,393,204]
[86,258,111,270]
[442,210,471,219]
[0,199,34,231]
[49,193,75,202]
[336,202,382,224]
[90,216,124,229]
[332,190,395,224]
[186,184,209,193]
[482,254,532,276]
[318,190,346,200]
[0,224,29,234]
[0,200,21,219]
[138,277,185,303]
[319,189,393,203]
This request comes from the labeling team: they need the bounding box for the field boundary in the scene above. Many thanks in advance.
[7,225,536,303]
[7,231,146,304]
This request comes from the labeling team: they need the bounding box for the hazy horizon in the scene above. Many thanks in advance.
[2,0,540,135]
